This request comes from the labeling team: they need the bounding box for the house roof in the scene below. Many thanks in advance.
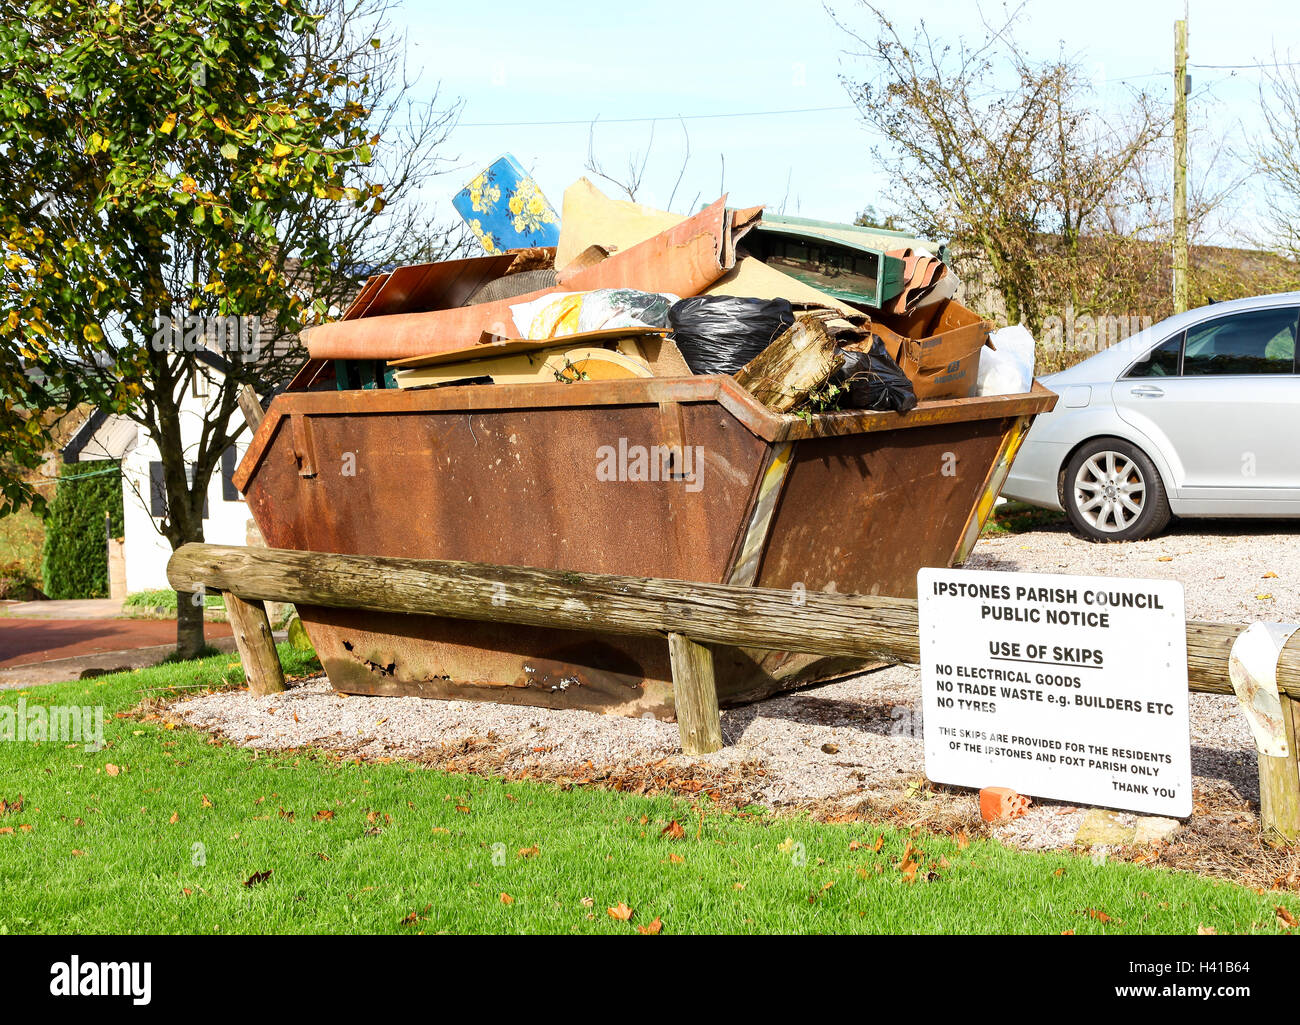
[62,409,138,462]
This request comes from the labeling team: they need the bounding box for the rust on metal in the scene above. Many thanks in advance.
[356,253,520,319]
[301,196,762,362]
[236,374,1056,716]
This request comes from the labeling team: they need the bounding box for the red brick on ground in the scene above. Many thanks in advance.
[0,617,233,668]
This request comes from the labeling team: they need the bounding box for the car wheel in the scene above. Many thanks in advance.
[1062,439,1171,542]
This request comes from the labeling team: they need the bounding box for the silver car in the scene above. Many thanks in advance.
[1001,292,1300,541]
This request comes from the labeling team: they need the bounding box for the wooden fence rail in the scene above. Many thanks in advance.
[168,543,1300,842]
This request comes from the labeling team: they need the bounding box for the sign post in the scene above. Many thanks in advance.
[918,568,1192,818]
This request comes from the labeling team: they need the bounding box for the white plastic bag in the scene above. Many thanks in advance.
[509,288,679,339]
[976,324,1036,395]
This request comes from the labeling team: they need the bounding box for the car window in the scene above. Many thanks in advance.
[1126,333,1183,378]
[1182,307,1298,376]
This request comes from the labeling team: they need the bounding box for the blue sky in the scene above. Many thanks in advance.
[394,0,1297,240]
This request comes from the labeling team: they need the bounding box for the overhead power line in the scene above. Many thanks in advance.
[454,105,857,129]
[1189,60,1300,70]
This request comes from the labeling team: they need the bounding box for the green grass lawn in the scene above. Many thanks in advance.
[2,649,1297,935]
[982,501,1068,536]
[123,589,225,611]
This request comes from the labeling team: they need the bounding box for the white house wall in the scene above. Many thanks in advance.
[121,381,254,594]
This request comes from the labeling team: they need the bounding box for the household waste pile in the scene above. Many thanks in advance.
[298,171,1035,412]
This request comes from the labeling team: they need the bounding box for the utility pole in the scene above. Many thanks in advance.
[1173,17,1189,312]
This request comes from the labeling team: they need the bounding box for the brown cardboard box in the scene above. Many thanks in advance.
[874,300,993,401]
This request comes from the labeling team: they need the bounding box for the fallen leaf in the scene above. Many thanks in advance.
[313,810,334,822]
[1060,929,1075,935]
[1197,924,1217,935]
[1277,906,1297,929]
[0,795,22,816]
[607,902,634,921]
[201,794,212,808]
[168,812,179,825]
[636,916,663,935]
[71,849,85,856]
[580,897,594,907]
[872,834,885,853]
[455,805,470,814]
[105,764,120,777]
[668,853,685,864]
[1263,571,1279,579]
[517,845,539,858]
[243,870,272,887]
[661,820,685,839]
[955,830,969,850]
[1086,909,1112,923]
[500,893,514,906]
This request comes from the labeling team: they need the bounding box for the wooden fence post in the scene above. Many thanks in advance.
[1260,694,1300,845]
[668,633,722,756]
[223,592,284,696]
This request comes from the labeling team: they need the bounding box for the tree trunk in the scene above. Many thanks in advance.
[175,583,207,659]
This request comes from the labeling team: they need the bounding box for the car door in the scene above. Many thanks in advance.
[1112,305,1300,505]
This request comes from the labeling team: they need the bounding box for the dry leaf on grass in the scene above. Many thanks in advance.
[661,820,685,839]
[517,845,539,858]
[636,917,663,935]
[105,764,120,777]
[243,870,272,887]
[1277,906,1297,929]
[607,902,634,921]
[500,893,514,906]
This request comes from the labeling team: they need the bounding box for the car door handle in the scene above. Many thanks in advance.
[1129,385,1164,397]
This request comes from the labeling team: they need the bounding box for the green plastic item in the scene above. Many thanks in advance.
[748,213,944,309]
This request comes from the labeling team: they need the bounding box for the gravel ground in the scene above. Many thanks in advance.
[968,519,1300,623]
[167,521,1298,860]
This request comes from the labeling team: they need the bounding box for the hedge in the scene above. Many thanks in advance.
[41,460,124,599]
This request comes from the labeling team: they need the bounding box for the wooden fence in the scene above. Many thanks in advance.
[168,543,1300,843]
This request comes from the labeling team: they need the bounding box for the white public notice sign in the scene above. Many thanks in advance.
[918,568,1192,817]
